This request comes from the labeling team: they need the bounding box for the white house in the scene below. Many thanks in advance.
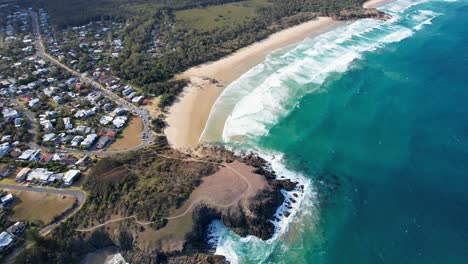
[18,149,42,161]
[63,170,80,186]
[2,108,19,121]
[28,98,40,107]
[0,232,14,252]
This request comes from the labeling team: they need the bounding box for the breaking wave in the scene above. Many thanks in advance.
[204,0,445,263]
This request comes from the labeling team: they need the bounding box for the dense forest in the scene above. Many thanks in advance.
[18,0,381,102]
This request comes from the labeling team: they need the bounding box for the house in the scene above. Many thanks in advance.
[14,118,22,128]
[71,135,84,147]
[112,116,127,128]
[0,232,14,252]
[99,115,113,125]
[18,149,42,161]
[39,153,54,163]
[42,133,56,142]
[40,120,54,132]
[0,194,14,204]
[27,168,53,182]
[75,155,92,169]
[95,136,111,149]
[28,98,40,107]
[16,168,31,182]
[81,134,97,148]
[122,86,134,96]
[0,169,10,179]
[52,95,63,104]
[63,117,73,130]
[60,155,78,165]
[131,95,143,104]
[7,222,26,236]
[0,143,9,158]
[63,170,80,186]
[87,92,101,102]
[2,108,19,121]
[111,107,127,116]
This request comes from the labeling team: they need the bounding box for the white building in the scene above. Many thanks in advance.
[112,116,127,128]
[81,134,97,148]
[0,232,14,252]
[42,133,56,142]
[28,98,40,107]
[2,108,19,121]
[99,115,113,125]
[27,168,53,182]
[63,117,73,130]
[18,149,42,161]
[63,170,80,186]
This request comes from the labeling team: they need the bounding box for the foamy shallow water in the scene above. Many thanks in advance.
[202,0,458,263]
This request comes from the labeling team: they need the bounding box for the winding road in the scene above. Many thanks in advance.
[28,11,155,156]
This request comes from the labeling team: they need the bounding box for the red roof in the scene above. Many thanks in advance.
[106,131,117,137]
[142,99,149,105]
[40,153,53,163]
[75,83,82,90]
[22,97,32,103]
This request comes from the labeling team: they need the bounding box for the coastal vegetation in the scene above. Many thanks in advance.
[14,143,219,262]
[20,0,381,107]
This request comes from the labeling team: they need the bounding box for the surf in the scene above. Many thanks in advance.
[202,0,452,263]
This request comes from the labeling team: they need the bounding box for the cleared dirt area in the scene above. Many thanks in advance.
[107,117,143,151]
[7,189,75,226]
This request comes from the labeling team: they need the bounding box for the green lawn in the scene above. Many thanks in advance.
[175,0,272,32]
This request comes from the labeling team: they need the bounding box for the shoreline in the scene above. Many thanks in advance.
[164,0,394,151]
[164,17,343,150]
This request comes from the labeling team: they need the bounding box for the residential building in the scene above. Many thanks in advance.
[27,168,53,182]
[0,194,13,204]
[63,170,80,186]
[14,117,22,128]
[17,149,42,161]
[0,232,14,252]
[28,98,40,107]
[1,108,19,121]
[112,116,127,128]
[63,117,72,130]
[0,143,9,158]
[81,134,97,148]
[7,222,26,236]
[16,167,31,182]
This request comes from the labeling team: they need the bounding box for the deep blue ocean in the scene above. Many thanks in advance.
[204,0,468,263]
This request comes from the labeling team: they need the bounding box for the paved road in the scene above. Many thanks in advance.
[0,184,87,261]
[29,11,155,156]
[0,184,87,232]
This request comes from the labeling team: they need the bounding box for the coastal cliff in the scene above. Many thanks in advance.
[13,142,297,263]
[118,148,298,263]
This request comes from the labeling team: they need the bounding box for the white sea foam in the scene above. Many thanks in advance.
[222,18,417,142]
[207,151,315,264]
[205,0,444,262]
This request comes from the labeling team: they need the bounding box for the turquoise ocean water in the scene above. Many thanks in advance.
[203,0,468,263]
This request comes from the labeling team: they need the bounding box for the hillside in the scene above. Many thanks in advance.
[14,139,298,263]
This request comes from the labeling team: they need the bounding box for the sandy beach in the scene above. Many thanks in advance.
[165,17,342,150]
[164,0,395,150]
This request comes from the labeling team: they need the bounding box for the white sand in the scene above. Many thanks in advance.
[165,17,343,150]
